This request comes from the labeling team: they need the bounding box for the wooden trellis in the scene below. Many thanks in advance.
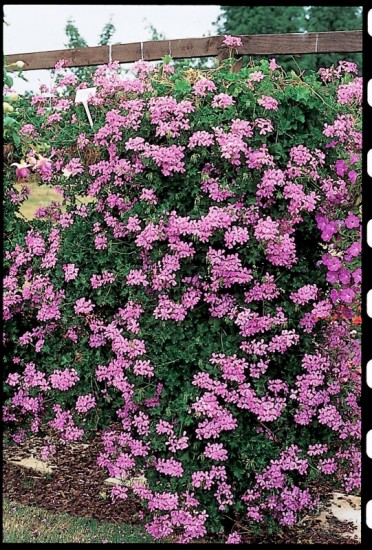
[5,30,362,71]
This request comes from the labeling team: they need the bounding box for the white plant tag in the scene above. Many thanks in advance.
[75,87,96,128]
[75,87,96,103]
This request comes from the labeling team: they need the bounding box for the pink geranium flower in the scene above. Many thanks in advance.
[223,35,243,48]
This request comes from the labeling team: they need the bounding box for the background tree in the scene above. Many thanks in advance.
[214,5,362,73]
[302,6,362,71]
[215,6,306,71]
[215,6,305,35]
[143,18,166,41]
[64,17,116,83]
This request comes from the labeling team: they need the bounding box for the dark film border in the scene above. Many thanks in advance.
[362,3,371,546]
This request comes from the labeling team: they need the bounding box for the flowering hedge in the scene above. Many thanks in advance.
[3,44,361,543]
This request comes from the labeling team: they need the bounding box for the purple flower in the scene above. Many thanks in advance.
[345,213,359,229]
[346,242,361,257]
[76,394,96,413]
[338,268,351,284]
[11,161,31,179]
[211,93,235,109]
[257,95,279,111]
[335,159,348,176]
[315,215,329,231]
[339,288,355,304]
[74,297,94,315]
[327,257,342,271]
[352,268,361,283]
[348,170,358,183]
[321,223,338,242]
[326,271,339,283]
[226,533,242,544]
[341,305,353,319]
[269,58,280,71]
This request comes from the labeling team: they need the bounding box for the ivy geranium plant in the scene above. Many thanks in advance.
[3,37,361,543]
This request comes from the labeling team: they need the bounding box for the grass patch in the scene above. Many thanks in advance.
[14,180,95,221]
[3,498,154,544]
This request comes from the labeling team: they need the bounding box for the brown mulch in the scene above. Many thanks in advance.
[238,515,360,545]
[233,475,360,544]
[3,432,143,525]
[238,477,360,544]
[3,432,360,543]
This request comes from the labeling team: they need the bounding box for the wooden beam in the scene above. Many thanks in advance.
[238,30,362,55]
[4,30,362,72]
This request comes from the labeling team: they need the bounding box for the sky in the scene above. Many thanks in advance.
[3,4,222,93]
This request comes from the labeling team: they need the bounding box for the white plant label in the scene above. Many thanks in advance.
[75,87,97,103]
[75,87,96,128]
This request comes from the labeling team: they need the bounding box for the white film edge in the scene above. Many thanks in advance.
[367,220,372,248]
[368,150,372,178]
[367,361,372,389]
[367,500,372,529]
[367,431,372,459]
[367,290,372,319]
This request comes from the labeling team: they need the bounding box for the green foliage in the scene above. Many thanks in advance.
[143,19,166,41]
[3,58,28,147]
[3,58,29,256]
[98,18,116,47]
[64,18,89,49]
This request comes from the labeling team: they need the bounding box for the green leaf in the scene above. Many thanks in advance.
[4,116,17,128]
[5,74,13,87]
[173,79,191,94]
[12,133,21,147]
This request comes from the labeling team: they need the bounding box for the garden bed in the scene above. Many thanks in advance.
[3,433,360,544]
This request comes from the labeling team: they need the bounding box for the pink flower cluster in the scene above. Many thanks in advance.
[49,368,79,391]
[223,35,243,48]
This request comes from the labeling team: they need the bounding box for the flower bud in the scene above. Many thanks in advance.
[62,168,72,179]
[11,161,30,179]
[3,102,14,113]
[35,155,53,175]
[15,60,25,69]
[26,156,37,167]
[6,92,19,102]
[16,166,30,179]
